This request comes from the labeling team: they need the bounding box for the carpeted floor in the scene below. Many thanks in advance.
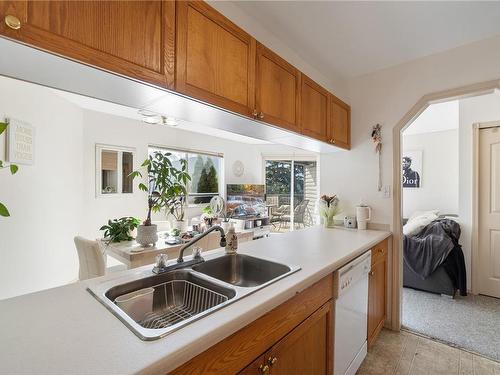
[402,287,500,362]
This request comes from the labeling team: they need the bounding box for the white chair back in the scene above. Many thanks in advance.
[73,236,106,280]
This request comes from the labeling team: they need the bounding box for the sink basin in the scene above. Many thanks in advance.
[193,254,291,287]
[90,269,236,340]
[87,254,300,340]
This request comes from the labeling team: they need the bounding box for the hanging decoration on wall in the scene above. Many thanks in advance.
[371,124,382,191]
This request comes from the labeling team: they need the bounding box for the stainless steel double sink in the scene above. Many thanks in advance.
[87,254,300,340]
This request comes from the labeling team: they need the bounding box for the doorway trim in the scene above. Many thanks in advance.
[391,79,500,331]
[471,121,500,295]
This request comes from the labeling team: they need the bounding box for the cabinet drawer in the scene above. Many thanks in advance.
[371,238,388,266]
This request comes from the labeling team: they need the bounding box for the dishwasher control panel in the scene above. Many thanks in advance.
[337,251,372,296]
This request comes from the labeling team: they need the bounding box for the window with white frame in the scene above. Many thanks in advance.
[96,144,135,196]
[148,146,223,204]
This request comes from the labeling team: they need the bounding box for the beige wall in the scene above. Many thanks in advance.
[321,35,500,227]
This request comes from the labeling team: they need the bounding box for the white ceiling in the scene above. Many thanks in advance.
[230,1,500,78]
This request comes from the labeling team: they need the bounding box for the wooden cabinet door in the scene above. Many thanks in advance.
[300,74,329,141]
[176,1,256,117]
[328,95,351,149]
[0,1,174,88]
[255,43,300,132]
[264,302,333,375]
[368,255,386,347]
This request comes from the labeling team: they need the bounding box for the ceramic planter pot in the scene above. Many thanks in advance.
[136,224,158,246]
[172,220,186,233]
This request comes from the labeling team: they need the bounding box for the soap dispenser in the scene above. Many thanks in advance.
[225,223,238,255]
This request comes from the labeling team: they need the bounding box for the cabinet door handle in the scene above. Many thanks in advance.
[259,364,270,374]
[252,109,258,118]
[5,15,21,30]
[258,112,264,119]
[268,356,278,366]
[369,271,374,276]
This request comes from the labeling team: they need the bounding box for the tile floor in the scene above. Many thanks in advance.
[357,329,500,375]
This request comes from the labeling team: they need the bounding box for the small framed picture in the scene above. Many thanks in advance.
[7,118,35,165]
[402,150,422,188]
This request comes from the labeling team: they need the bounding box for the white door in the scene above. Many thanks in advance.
[478,126,500,298]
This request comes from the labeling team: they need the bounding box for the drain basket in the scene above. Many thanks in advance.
[137,279,229,329]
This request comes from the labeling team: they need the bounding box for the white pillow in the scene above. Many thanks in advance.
[403,211,439,236]
[409,210,439,221]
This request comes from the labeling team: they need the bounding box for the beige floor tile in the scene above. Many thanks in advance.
[472,355,500,375]
[394,358,413,375]
[357,330,500,375]
[460,351,474,375]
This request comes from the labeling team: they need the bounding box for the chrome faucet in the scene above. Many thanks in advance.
[177,225,227,263]
[152,225,226,274]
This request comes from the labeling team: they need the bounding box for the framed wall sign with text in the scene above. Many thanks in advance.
[7,118,35,165]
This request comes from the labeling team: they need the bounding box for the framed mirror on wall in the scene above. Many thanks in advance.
[95,144,135,197]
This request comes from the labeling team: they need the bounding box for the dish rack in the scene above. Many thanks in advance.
[138,280,229,329]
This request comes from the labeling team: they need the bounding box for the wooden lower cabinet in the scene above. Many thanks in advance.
[240,302,333,375]
[368,238,388,347]
[168,275,333,375]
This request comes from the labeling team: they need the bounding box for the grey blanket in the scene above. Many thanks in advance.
[403,219,461,279]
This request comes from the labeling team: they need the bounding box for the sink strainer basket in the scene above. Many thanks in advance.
[137,280,229,329]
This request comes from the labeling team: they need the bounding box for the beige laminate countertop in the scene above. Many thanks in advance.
[0,226,391,375]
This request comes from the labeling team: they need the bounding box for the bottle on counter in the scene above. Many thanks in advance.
[225,223,238,255]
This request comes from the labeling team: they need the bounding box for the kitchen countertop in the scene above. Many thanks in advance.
[0,226,391,375]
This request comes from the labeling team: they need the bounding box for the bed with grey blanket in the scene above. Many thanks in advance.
[403,219,467,297]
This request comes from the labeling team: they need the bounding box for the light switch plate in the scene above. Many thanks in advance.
[382,185,391,198]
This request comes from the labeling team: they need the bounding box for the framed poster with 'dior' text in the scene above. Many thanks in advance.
[7,118,35,165]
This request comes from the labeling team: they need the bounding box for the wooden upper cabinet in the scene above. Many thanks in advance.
[0,1,175,88]
[328,95,351,149]
[255,43,300,132]
[176,1,256,117]
[300,74,329,141]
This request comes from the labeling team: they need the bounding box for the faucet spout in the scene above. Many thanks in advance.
[177,225,226,263]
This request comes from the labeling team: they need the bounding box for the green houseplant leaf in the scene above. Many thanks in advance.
[0,202,10,217]
[1,122,18,217]
[9,164,18,175]
[99,217,140,244]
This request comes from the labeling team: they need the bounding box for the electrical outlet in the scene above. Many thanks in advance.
[382,185,391,198]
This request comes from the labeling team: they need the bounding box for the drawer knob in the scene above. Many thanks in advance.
[252,109,258,118]
[259,364,270,374]
[268,356,278,366]
[369,271,374,276]
[258,112,264,119]
[5,15,21,30]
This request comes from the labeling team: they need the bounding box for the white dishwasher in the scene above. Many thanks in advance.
[334,251,371,375]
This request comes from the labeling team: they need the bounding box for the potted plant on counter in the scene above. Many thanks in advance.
[319,195,342,228]
[130,151,190,246]
[100,217,140,245]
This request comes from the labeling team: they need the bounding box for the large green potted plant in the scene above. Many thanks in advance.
[0,121,18,217]
[130,151,190,246]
